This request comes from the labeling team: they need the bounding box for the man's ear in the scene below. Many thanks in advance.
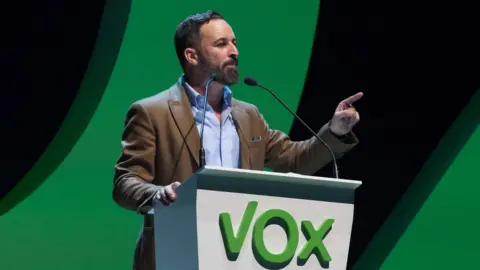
[184,48,198,66]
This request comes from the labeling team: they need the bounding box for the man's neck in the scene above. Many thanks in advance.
[185,74,225,113]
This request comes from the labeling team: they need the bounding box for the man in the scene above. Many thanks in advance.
[113,10,362,270]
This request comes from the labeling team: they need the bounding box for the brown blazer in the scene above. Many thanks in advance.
[113,81,359,270]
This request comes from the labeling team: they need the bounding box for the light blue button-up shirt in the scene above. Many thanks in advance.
[180,75,240,168]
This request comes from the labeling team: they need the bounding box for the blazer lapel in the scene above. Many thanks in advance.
[231,103,252,169]
[167,84,252,170]
[168,82,200,166]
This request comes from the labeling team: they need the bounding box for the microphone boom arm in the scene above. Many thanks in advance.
[250,81,340,179]
[199,74,216,168]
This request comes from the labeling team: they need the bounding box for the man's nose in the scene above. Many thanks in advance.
[229,43,239,57]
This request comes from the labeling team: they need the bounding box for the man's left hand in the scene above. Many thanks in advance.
[329,92,363,136]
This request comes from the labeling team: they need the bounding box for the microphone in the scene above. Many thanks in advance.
[199,73,216,168]
[244,77,339,179]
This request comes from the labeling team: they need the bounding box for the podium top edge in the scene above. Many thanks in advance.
[195,166,362,189]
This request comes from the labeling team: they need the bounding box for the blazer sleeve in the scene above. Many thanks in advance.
[255,108,359,175]
[113,103,161,214]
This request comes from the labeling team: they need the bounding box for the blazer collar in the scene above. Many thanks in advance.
[168,81,200,166]
[168,81,252,169]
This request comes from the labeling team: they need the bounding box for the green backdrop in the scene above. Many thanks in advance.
[353,90,479,269]
[1,0,479,269]
[0,1,318,269]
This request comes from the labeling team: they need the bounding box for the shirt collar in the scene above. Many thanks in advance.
[179,74,233,110]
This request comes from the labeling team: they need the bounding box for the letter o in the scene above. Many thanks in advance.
[252,209,299,267]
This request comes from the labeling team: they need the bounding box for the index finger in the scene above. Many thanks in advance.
[165,185,177,201]
[341,92,364,106]
[171,181,181,190]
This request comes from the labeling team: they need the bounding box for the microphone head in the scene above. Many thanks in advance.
[243,77,258,86]
[210,73,217,80]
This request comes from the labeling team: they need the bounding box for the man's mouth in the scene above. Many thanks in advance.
[224,59,238,67]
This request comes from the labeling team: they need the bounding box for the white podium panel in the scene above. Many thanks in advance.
[153,166,361,270]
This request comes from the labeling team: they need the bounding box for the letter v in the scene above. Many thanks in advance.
[218,201,258,261]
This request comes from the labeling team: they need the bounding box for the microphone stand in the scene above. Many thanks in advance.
[199,74,216,168]
[244,77,339,179]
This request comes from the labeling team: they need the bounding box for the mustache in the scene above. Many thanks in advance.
[223,58,238,67]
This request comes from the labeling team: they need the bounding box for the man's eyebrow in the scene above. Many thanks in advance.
[213,37,227,43]
[213,37,236,44]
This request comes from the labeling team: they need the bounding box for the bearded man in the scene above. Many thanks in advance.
[113,10,362,270]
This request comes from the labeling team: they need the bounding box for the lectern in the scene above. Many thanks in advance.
[153,166,361,270]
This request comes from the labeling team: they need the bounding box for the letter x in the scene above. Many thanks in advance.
[297,218,334,263]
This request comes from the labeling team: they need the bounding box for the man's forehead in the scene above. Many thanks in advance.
[199,19,235,41]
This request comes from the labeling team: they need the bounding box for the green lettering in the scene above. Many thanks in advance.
[219,201,335,268]
[219,201,258,261]
[252,209,298,269]
[297,218,334,266]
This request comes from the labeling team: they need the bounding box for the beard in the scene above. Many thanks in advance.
[200,56,239,86]
[217,64,239,85]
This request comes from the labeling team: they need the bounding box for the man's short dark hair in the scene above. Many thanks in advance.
[174,10,224,70]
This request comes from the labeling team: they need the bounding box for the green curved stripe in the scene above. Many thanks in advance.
[354,89,480,269]
[0,1,318,269]
[0,0,132,216]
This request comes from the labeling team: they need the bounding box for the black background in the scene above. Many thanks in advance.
[2,0,479,268]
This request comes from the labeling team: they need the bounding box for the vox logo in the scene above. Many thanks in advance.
[219,201,334,269]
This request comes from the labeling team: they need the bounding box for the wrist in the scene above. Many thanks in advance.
[328,122,348,138]
[152,189,162,205]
